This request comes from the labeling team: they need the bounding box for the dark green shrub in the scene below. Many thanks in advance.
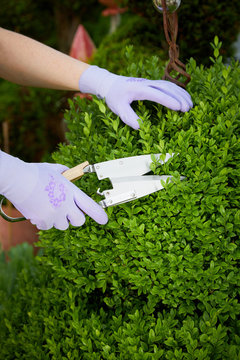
[92,15,166,73]
[0,81,67,162]
[0,244,51,359]
[0,0,56,46]
[0,243,39,348]
[121,0,240,65]
[0,243,36,299]
[0,41,240,359]
[0,0,107,50]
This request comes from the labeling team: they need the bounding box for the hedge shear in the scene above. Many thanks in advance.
[0,153,183,223]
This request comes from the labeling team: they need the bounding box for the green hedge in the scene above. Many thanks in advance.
[0,41,240,359]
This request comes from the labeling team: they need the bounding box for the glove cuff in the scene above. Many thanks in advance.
[78,65,118,99]
[0,150,38,203]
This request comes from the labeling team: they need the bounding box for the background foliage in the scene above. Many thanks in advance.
[0,243,36,302]
[92,15,166,74]
[0,82,68,162]
[122,0,240,65]
[0,41,240,359]
[0,0,107,50]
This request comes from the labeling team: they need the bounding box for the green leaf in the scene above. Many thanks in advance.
[99,102,106,114]
[214,48,219,58]
[214,36,219,47]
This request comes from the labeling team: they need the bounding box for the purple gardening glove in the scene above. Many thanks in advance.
[79,65,193,130]
[0,151,108,230]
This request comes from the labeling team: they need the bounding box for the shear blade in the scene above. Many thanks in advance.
[93,153,174,180]
[99,175,172,207]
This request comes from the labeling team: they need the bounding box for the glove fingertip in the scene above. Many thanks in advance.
[180,100,193,112]
[67,211,86,227]
[123,118,140,130]
[97,210,108,225]
[31,218,52,231]
[88,203,108,225]
[74,191,108,225]
[54,222,69,231]
[119,108,141,130]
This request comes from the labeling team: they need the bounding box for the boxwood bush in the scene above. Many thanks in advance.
[0,40,240,359]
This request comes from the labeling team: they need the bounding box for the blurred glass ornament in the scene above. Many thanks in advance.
[152,0,181,13]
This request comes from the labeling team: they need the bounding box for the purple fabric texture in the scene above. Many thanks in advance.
[0,151,108,230]
[79,65,193,130]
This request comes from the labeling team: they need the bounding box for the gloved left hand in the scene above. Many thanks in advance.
[79,65,193,130]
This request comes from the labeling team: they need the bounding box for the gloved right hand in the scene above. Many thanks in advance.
[0,151,108,230]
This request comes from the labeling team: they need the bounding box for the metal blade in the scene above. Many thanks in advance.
[98,175,180,208]
[92,153,174,180]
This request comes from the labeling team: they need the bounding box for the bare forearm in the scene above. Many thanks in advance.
[0,27,90,90]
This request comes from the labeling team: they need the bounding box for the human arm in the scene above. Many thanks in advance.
[0,27,193,130]
[0,27,89,90]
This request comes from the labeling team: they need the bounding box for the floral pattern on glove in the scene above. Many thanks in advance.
[45,175,66,208]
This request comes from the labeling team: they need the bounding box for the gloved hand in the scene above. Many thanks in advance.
[0,151,108,230]
[79,65,193,130]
